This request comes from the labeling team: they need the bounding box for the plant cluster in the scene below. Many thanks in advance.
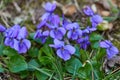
[0,2,119,80]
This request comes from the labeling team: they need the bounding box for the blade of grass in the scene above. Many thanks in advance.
[30,64,58,80]
[72,64,77,80]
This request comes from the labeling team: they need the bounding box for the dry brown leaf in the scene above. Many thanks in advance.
[101,10,110,17]
[103,55,120,73]
[62,4,77,16]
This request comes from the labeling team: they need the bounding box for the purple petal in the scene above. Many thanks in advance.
[4,38,11,46]
[90,15,103,24]
[18,43,28,53]
[37,20,46,29]
[83,27,96,34]
[89,27,97,31]
[50,30,56,39]
[100,40,111,48]
[67,30,72,39]
[73,23,79,29]
[58,27,66,36]
[4,38,15,48]
[44,2,56,12]
[57,49,71,61]
[50,15,60,26]
[49,39,64,48]
[43,30,49,36]
[91,22,98,27]
[71,31,78,40]
[77,36,90,50]
[41,13,50,21]
[76,29,82,37]
[83,6,94,16]
[62,16,70,28]
[50,29,63,40]
[12,24,21,30]
[22,39,31,50]
[55,31,63,40]
[64,45,75,54]
[82,28,89,34]
[6,24,21,38]
[13,39,19,51]
[66,23,79,30]
[13,39,31,54]
[54,39,64,47]
[107,46,119,59]
[34,30,42,39]
[65,24,73,30]
[17,27,28,40]
[0,24,6,32]
[41,37,47,43]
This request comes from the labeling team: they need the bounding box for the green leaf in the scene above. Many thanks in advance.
[38,56,53,66]
[41,44,54,57]
[65,58,82,74]
[90,33,103,41]
[8,55,28,73]
[35,70,48,80]
[80,49,89,63]
[91,42,100,49]
[28,59,40,70]
[78,62,91,79]
[3,47,18,56]
[74,45,80,58]
[19,71,29,79]
[28,47,39,57]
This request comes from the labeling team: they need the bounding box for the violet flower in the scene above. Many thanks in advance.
[46,15,66,40]
[5,24,20,38]
[41,2,56,21]
[45,14,60,29]
[66,23,82,40]
[50,27,66,40]
[50,39,75,61]
[17,27,28,40]
[14,39,31,54]
[77,36,90,50]
[83,6,94,16]
[100,40,119,59]
[4,38,15,48]
[34,30,49,43]
[90,14,103,27]
[4,24,21,48]
[4,24,31,54]
[14,26,31,53]
[82,26,96,35]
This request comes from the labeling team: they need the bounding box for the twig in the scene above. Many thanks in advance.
[1,16,10,28]
[12,2,21,13]
[111,66,120,74]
